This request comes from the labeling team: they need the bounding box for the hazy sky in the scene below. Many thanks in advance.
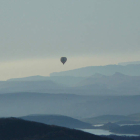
[0,0,140,80]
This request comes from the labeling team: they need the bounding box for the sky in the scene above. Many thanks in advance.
[0,0,140,80]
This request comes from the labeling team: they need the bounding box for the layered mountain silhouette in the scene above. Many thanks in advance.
[3,72,140,95]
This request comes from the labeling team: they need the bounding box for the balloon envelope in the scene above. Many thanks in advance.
[60,57,67,64]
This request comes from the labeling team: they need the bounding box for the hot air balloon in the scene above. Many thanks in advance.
[60,57,67,65]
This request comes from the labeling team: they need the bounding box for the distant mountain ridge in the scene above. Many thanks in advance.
[20,114,93,129]
[7,75,49,81]
[69,72,140,95]
[50,64,140,77]
[76,72,139,88]
[1,72,140,95]
[7,75,84,87]
[82,115,128,125]
[4,63,140,95]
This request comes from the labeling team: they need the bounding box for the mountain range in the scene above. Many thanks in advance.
[73,72,140,95]
[50,64,140,77]
[2,72,140,95]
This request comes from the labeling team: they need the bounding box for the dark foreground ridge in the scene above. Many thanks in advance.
[0,117,112,140]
